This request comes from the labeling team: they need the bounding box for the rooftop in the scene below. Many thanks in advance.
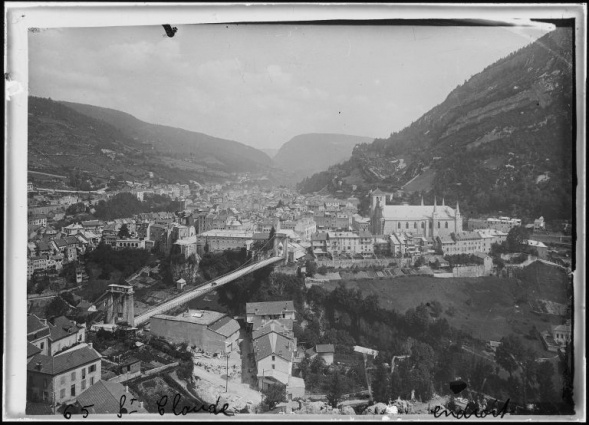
[315,344,335,353]
[154,310,226,326]
[75,380,148,415]
[27,344,101,375]
[246,300,295,316]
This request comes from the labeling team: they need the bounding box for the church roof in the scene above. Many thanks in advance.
[380,205,456,220]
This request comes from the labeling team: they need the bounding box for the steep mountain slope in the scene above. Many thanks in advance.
[298,28,574,221]
[59,100,273,173]
[274,133,375,179]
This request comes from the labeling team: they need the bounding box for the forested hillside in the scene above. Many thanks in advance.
[298,28,575,221]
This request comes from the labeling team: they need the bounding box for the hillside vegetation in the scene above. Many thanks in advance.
[274,133,374,179]
[28,96,287,187]
[298,29,574,221]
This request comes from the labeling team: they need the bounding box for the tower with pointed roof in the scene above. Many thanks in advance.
[432,196,438,237]
[455,201,462,232]
[370,188,388,215]
[372,196,384,235]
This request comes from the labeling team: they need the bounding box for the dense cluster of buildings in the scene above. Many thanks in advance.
[27,179,553,290]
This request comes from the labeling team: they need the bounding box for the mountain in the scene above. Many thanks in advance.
[273,133,375,179]
[59,100,273,172]
[297,29,574,221]
[260,148,279,158]
[28,97,280,187]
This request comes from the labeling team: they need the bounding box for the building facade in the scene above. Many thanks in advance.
[370,190,462,237]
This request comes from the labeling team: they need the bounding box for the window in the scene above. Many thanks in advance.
[272,365,275,370]
[89,363,96,373]
[40,342,44,350]
[414,222,417,229]
[272,355,275,361]
[82,368,86,379]
[90,377,95,385]
[81,380,86,390]
[60,388,66,399]
[445,222,448,229]
[43,379,48,389]
[60,375,66,385]
[421,222,424,229]
[71,384,76,397]
[43,391,48,401]
[438,222,440,228]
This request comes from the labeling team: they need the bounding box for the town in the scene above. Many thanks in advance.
[25,176,574,416]
[16,14,579,420]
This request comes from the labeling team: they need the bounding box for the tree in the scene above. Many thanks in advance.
[414,256,425,268]
[318,265,328,275]
[305,260,318,277]
[506,226,530,252]
[269,226,276,244]
[261,384,286,412]
[495,334,525,378]
[371,363,391,403]
[118,224,130,239]
[326,371,345,408]
[535,361,557,402]
[45,297,69,318]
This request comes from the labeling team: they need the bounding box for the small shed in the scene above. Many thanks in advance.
[118,357,142,376]
[176,278,187,290]
[486,340,501,352]
[315,344,335,365]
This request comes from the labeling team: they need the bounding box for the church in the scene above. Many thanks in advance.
[370,188,462,237]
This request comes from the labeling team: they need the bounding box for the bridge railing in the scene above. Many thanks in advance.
[134,256,282,326]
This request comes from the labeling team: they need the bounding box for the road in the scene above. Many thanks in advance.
[134,256,282,326]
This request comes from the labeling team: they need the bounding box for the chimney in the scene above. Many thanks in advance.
[35,362,42,371]
[125,385,129,393]
[88,343,93,349]
[139,401,143,408]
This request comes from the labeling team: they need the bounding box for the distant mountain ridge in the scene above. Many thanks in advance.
[59,100,273,171]
[28,96,284,187]
[297,29,574,221]
[273,133,375,179]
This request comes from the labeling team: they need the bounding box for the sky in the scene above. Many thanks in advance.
[29,23,554,151]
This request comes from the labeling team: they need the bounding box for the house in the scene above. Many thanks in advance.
[524,239,548,260]
[246,301,296,331]
[552,323,571,345]
[252,320,295,342]
[173,235,198,259]
[62,223,84,237]
[472,252,493,273]
[116,357,142,378]
[47,316,87,356]
[176,278,187,290]
[196,229,254,254]
[150,310,240,354]
[28,314,51,356]
[81,220,105,234]
[29,215,47,227]
[254,332,296,391]
[73,380,147,415]
[315,344,335,365]
[485,341,501,352]
[27,343,102,405]
[305,344,335,365]
[534,216,545,230]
